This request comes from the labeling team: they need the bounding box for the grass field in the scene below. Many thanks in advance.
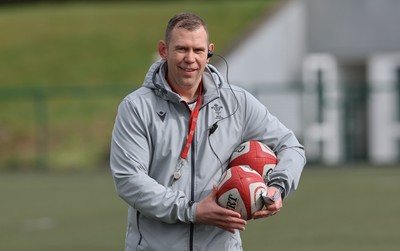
[0,0,276,171]
[1,167,399,251]
[0,0,274,87]
[2,2,400,250]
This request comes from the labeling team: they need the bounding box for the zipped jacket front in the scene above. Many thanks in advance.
[110,60,306,251]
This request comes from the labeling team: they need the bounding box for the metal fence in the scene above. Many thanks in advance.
[251,81,400,165]
[0,85,132,171]
[1,82,399,171]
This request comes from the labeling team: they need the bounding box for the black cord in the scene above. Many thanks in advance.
[207,132,223,172]
[207,53,240,174]
[213,53,239,124]
[208,123,218,136]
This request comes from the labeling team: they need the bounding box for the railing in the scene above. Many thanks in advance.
[1,82,399,171]
[0,85,133,171]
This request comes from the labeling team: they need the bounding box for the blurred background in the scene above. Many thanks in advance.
[0,0,399,250]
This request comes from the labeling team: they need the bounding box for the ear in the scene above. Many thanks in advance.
[158,40,168,60]
[207,43,215,62]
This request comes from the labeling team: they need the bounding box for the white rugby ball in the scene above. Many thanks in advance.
[230,140,277,178]
[216,165,267,220]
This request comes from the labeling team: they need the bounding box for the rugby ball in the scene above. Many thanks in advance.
[230,140,277,178]
[216,165,267,220]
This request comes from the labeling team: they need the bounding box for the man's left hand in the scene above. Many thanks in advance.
[253,186,283,219]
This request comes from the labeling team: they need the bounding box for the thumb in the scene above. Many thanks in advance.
[209,185,219,199]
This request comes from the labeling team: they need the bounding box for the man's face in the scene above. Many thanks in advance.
[159,26,210,93]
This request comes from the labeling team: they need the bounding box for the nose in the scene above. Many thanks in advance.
[184,50,196,63]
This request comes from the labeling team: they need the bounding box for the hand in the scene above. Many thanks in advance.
[253,186,283,220]
[196,185,247,233]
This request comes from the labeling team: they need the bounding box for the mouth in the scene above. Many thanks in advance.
[179,66,198,73]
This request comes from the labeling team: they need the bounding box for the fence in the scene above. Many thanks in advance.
[0,85,133,171]
[1,82,399,171]
[251,81,400,165]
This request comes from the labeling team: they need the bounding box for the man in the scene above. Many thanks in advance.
[110,13,305,251]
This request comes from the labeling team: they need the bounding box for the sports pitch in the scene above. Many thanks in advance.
[1,166,399,251]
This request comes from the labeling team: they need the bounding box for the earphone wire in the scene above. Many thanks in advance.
[207,53,240,174]
[213,53,239,123]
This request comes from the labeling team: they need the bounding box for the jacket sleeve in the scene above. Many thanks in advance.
[241,91,306,199]
[110,99,196,224]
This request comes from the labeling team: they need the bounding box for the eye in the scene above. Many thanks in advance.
[195,49,205,54]
[174,46,187,53]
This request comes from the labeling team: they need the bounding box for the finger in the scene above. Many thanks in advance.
[266,204,280,211]
[217,210,247,225]
[224,211,247,225]
[212,184,219,193]
[229,216,247,226]
[216,211,247,228]
[209,185,219,199]
[252,210,269,219]
[218,221,246,232]
[224,227,236,234]
[221,222,246,232]
[216,203,243,219]
[265,200,282,211]
[224,210,243,220]
[253,209,278,219]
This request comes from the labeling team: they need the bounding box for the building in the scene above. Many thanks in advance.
[216,0,400,164]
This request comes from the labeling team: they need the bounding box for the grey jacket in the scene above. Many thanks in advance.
[110,60,306,251]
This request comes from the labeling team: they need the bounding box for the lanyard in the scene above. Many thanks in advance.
[180,85,202,160]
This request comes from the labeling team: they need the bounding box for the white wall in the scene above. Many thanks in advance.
[368,53,400,164]
[214,0,307,137]
[217,0,307,88]
[213,0,400,164]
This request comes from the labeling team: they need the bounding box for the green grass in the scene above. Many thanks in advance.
[243,167,400,251]
[0,1,274,87]
[0,171,126,251]
[0,0,276,171]
[1,167,400,251]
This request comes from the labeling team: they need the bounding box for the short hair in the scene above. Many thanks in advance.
[165,13,209,45]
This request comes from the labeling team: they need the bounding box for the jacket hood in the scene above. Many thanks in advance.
[142,59,224,104]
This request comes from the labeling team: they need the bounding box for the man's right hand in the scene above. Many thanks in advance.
[195,185,247,233]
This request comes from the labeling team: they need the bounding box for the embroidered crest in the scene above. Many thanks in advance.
[211,103,223,119]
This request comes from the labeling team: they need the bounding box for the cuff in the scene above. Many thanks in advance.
[185,200,197,223]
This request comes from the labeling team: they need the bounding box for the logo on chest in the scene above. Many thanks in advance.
[157,111,167,122]
[211,103,224,119]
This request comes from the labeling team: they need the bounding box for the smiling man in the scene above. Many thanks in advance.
[158,14,214,102]
[110,13,306,251]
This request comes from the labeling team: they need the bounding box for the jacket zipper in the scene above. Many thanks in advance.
[189,132,196,251]
[136,211,143,246]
